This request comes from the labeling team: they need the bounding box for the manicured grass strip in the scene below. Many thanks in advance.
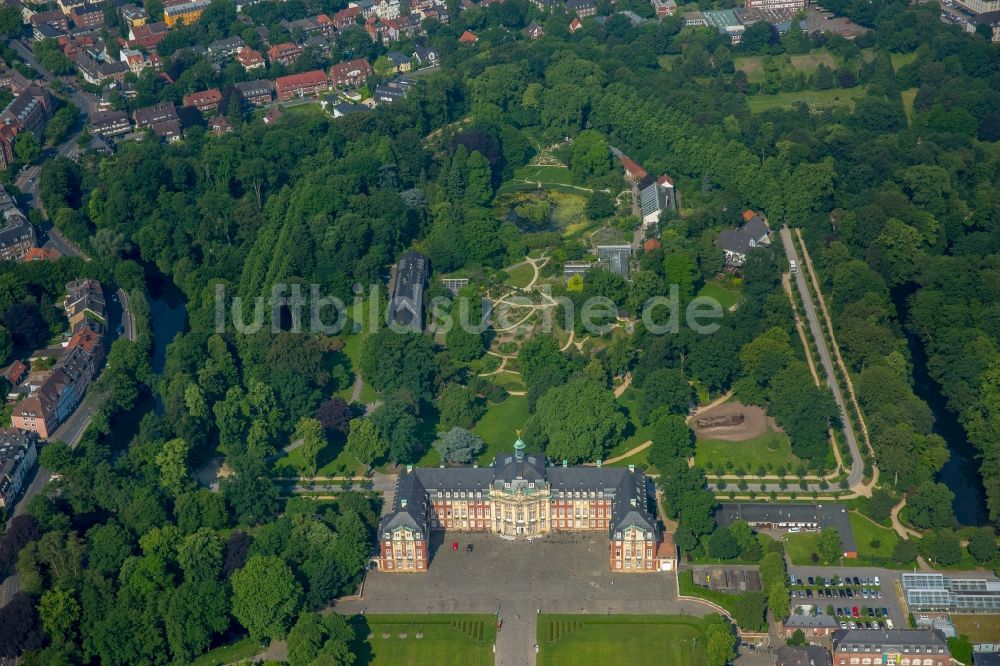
[695,432,800,473]
[697,282,742,311]
[746,87,866,113]
[191,637,260,666]
[350,614,496,666]
[473,395,530,464]
[537,615,706,666]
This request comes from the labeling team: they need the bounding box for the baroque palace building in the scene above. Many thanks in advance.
[378,437,675,573]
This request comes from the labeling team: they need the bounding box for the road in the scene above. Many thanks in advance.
[8,39,96,259]
[779,226,864,489]
[0,288,134,607]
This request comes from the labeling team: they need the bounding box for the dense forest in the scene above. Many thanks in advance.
[0,0,998,661]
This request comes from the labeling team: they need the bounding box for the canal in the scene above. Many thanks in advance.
[895,288,988,525]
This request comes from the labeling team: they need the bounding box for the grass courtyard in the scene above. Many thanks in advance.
[350,614,496,666]
[784,512,909,568]
[695,431,800,473]
[746,87,866,113]
[537,615,706,666]
[472,395,530,464]
[951,615,1000,643]
[697,281,742,311]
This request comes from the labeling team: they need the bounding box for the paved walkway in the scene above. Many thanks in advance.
[889,497,921,539]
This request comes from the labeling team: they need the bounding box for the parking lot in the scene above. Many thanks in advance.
[788,565,909,630]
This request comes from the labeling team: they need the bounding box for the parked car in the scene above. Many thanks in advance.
[873,576,881,586]
[846,589,853,598]
[852,607,859,617]
[466,544,473,553]
[840,621,848,629]
[853,576,861,586]
[807,577,815,586]
[806,589,813,599]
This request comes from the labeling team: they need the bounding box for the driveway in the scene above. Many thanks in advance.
[336,532,711,666]
[779,227,863,489]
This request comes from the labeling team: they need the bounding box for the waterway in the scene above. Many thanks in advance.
[146,271,188,376]
[894,288,988,525]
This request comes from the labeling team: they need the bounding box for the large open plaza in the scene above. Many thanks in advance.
[336,532,712,666]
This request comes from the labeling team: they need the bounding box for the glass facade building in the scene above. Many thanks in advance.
[902,573,1000,613]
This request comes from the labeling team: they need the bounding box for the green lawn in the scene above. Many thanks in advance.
[746,87,866,113]
[272,438,367,478]
[608,388,655,463]
[695,431,800,473]
[473,395,530,464]
[952,615,1000,643]
[890,51,919,69]
[549,190,588,229]
[351,615,496,666]
[735,51,837,83]
[514,165,575,185]
[505,262,536,289]
[849,512,899,563]
[191,638,260,666]
[901,88,917,126]
[336,298,378,403]
[697,281,742,311]
[785,513,911,568]
[537,615,706,666]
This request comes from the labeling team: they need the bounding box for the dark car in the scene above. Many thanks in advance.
[466,544,473,553]
[882,608,889,617]
[853,576,861,586]
[806,589,813,599]
[846,588,853,598]
[807,577,814,586]
[839,589,846,598]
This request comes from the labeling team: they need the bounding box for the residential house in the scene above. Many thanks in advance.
[718,210,771,268]
[568,17,583,32]
[566,0,597,17]
[458,29,478,43]
[275,70,328,100]
[373,0,401,19]
[24,247,63,262]
[134,101,182,142]
[208,116,233,134]
[0,70,32,96]
[281,14,335,38]
[163,0,210,27]
[119,48,150,74]
[267,42,303,66]
[119,3,148,27]
[182,88,222,112]
[412,45,439,67]
[332,5,361,28]
[70,5,105,29]
[0,209,34,260]
[30,10,70,36]
[64,278,106,331]
[526,20,545,38]
[651,0,677,17]
[388,250,428,331]
[234,46,265,71]
[32,23,63,41]
[127,21,168,50]
[263,105,282,124]
[12,323,105,439]
[529,0,560,10]
[57,0,87,15]
[3,360,27,387]
[386,51,411,72]
[207,36,244,59]
[0,429,38,509]
[351,0,378,18]
[329,57,372,87]
[775,645,832,666]
[782,614,839,638]
[74,52,129,84]
[328,101,369,117]
[831,629,950,666]
[88,109,131,137]
[0,85,52,170]
[373,76,415,105]
[234,79,273,105]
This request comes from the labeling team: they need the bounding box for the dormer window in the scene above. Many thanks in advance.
[505,482,510,489]
[528,482,534,489]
